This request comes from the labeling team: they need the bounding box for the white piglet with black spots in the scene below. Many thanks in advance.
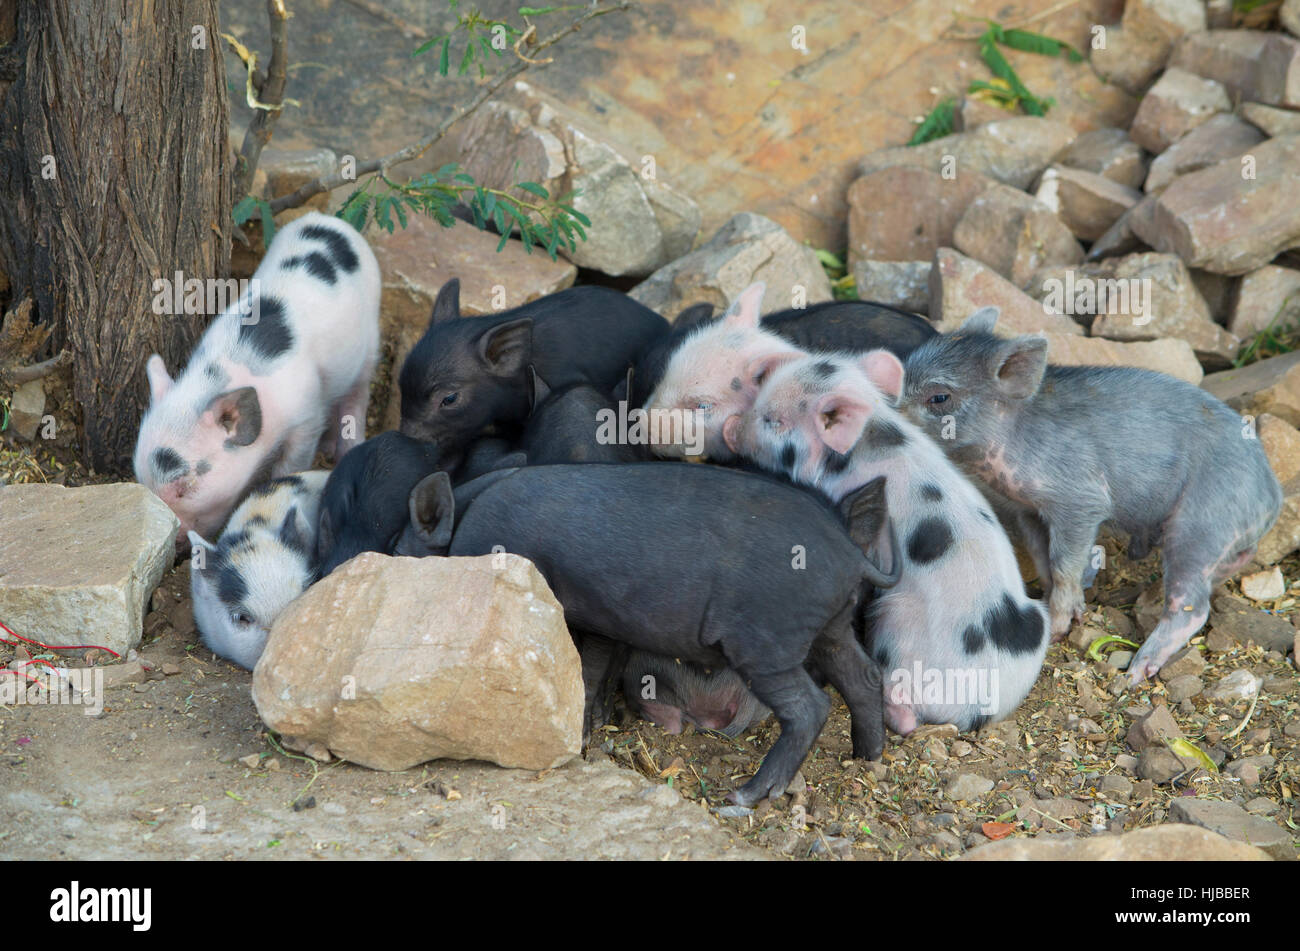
[722,349,1049,735]
[134,212,379,546]
[189,470,329,670]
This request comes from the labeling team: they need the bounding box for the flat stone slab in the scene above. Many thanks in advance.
[0,483,177,656]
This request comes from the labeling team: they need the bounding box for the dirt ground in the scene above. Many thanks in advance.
[3,389,1298,860]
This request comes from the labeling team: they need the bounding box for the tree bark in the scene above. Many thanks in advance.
[0,0,231,473]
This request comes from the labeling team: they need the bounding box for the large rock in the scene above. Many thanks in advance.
[1128,67,1231,155]
[455,82,700,277]
[0,484,178,656]
[1202,349,1300,426]
[1259,472,1300,566]
[1238,101,1300,136]
[1207,594,1297,652]
[928,248,1082,337]
[1055,127,1148,190]
[852,260,931,313]
[857,117,1077,192]
[1169,798,1293,859]
[253,146,338,213]
[962,824,1272,861]
[1143,113,1265,194]
[1129,134,1300,275]
[1171,29,1300,108]
[370,213,577,431]
[1258,413,1300,484]
[629,212,831,320]
[252,552,583,773]
[1090,24,1178,95]
[845,165,991,268]
[1035,165,1142,242]
[1285,0,1300,39]
[952,184,1083,286]
[1040,334,1204,384]
[7,380,45,442]
[1085,253,1238,367]
[1228,266,1300,339]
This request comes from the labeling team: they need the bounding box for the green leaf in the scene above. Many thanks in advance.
[492,204,507,235]
[412,32,445,58]
[519,5,559,13]
[257,198,276,247]
[496,230,511,252]
[517,181,550,199]
[908,99,955,146]
[559,204,590,227]
[814,248,844,270]
[1085,634,1140,662]
[979,35,1049,116]
[458,40,475,76]
[453,173,476,185]
[1000,27,1083,62]
[1165,737,1218,774]
[438,36,451,76]
[232,195,259,226]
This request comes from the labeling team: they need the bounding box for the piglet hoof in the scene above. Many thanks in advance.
[727,776,783,808]
[1125,652,1162,686]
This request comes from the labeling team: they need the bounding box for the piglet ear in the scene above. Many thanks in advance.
[961,306,1000,335]
[408,471,455,551]
[278,506,309,555]
[146,354,174,403]
[722,281,766,329]
[814,389,872,456]
[207,387,262,447]
[857,349,905,400]
[742,349,801,390]
[673,302,717,332]
[527,366,551,415]
[428,279,461,328]
[991,335,1048,399]
[477,317,532,377]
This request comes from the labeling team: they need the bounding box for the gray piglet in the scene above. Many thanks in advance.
[898,308,1282,681]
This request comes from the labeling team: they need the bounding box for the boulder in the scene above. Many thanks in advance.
[253,146,338,213]
[928,248,1083,336]
[1202,349,1300,426]
[1055,127,1148,190]
[7,379,45,442]
[629,212,831,320]
[0,484,178,657]
[1087,253,1238,367]
[1285,0,1300,39]
[1129,134,1300,275]
[1207,595,1296,652]
[1256,414,1300,563]
[1036,335,1202,382]
[952,183,1084,286]
[1143,113,1265,194]
[1126,703,1185,750]
[852,260,931,313]
[1258,413,1300,484]
[1035,165,1142,242]
[1128,67,1231,154]
[845,165,991,268]
[1169,798,1293,858]
[1086,200,1154,261]
[1228,266,1300,339]
[962,824,1271,861]
[252,552,583,773]
[1238,101,1300,136]
[455,83,700,277]
[1170,29,1300,108]
[858,117,1077,192]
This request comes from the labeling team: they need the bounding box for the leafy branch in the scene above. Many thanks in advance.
[334,164,590,261]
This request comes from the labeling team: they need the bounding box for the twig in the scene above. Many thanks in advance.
[267,1,633,216]
[232,0,292,201]
[8,350,71,384]
[942,0,1086,40]
[343,0,429,39]
[1223,691,1261,740]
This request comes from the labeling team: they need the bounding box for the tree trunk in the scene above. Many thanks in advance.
[0,0,231,473]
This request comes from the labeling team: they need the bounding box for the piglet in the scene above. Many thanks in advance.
[189,470,329,670]
[397,462,899,805]
[134,212,380,545]
[398,279,667,458]
[622,651,771,738]
[521,371,645,465]
[897,308,1283,681]
[641,282,936,459]
[723,350,1050,734]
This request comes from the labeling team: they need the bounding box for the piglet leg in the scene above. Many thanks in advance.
[1127,540,1253,683]
[1015,510,1054,596]
[1046,512,1105,639]
[809,601,885,761]
[727,667,830,807]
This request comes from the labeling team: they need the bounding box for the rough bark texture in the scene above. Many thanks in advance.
[0,0,231,473]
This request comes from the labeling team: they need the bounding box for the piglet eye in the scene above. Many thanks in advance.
[232,611,253,627]
[441,393,459,407]
[928,393,950,406]
[695,401,712,412]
